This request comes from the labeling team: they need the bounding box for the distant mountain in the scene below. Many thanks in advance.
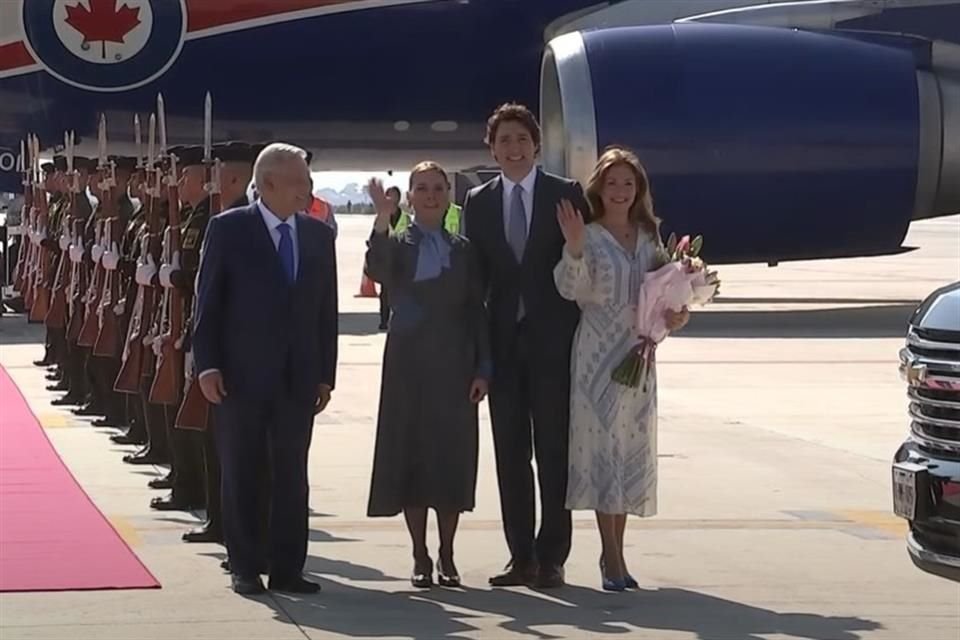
[315,182,369,206]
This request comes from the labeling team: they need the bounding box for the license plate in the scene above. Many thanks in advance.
[892,462,924,520]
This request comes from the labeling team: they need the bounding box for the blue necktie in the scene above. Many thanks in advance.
[277,221,295,283]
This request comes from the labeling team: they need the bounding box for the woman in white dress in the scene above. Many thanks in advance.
[553,147,689,591]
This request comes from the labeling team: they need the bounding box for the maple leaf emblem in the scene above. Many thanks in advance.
[65,0,142,60]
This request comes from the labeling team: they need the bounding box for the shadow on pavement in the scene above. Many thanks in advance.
[247,555,883,640]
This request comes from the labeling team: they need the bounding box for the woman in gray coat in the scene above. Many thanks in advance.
[365,162,490,588]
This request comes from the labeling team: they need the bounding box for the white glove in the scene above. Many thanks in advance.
[158,250,181,289]
[135,254,157,286]
[102,243,120,270]
[69,244,84,263]
[58,234,70,251]
[113,302,125,316]
[91,244,104,264]
[151,335,164,357]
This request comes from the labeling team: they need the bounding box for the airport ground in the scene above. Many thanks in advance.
[1,214,959,639]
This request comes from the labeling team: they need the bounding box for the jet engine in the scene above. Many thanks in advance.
[541,24,960,263]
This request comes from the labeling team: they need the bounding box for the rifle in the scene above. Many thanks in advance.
[176,92,219,431]
[66,217,87,343]
[28,135,52,323]
[149,94,185,405]
[116,115,160,394]
[45,132,77,330]
[77,118,113,347]
[12,139,32,293]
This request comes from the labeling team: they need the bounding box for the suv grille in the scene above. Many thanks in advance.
[900,328,960,455]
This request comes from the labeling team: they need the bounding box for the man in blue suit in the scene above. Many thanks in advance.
[192,143,338,595]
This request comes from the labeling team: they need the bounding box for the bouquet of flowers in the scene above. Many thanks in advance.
[611,233,720,390]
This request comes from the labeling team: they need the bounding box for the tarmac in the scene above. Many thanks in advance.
[0,213,959,640]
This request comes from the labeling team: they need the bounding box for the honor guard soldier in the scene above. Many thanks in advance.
[125,152,173,472]
[109,163,152,448]
[51,156,94,408]
[33,159,64,367]
[40,156,70,383]
[85,155,137,430]
[149,144,206,512]
[177,141,261,542]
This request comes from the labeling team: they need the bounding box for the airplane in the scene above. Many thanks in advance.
[0,0,958,264]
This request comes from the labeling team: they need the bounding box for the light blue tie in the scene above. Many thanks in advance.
[277,221,295,283]
[507,184,527,320]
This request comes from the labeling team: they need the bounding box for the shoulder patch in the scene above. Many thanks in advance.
[182,228,201,250]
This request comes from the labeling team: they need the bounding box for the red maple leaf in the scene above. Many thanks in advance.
[65,0,141,59]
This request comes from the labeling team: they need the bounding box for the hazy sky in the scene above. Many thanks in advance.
[312,171,410,191]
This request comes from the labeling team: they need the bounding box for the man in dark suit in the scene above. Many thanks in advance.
[462,103,590,589]
[192,143,338,595]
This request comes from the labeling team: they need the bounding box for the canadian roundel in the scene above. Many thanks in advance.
[21,0,187,92]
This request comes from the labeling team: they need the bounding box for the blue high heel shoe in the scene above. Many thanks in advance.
[599,557,627,592]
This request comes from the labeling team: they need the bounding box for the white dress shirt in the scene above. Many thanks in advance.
[501,166,537,234]
[258,199,299,278]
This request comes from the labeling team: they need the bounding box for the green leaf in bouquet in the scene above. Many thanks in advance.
[690,235,703,257]
[666,232,678,257]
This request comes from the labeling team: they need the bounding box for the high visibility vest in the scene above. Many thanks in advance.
[392,203,461,235]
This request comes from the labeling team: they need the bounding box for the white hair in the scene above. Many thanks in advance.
[253,142,307,192]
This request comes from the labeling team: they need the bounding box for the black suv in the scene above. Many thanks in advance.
[893,281,960,582]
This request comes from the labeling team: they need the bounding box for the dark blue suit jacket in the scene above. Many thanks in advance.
[192,203,338,405]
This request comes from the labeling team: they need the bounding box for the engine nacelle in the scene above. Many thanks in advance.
[541,24,960,264]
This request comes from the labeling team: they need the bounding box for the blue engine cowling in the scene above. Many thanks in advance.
[541,23,956,264]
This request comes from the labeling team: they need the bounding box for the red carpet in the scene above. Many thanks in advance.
[0,365,160,592]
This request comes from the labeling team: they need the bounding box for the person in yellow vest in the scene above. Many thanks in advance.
[392,202,460,235]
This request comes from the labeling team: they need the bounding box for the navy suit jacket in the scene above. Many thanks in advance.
[192,203,338,405]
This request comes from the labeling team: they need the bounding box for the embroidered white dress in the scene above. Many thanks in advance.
[553,223,658,516]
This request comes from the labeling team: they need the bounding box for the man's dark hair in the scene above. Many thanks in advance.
[484,102,541,148]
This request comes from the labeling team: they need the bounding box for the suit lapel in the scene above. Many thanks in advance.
[294,212,311,289]
[522,168,550,268]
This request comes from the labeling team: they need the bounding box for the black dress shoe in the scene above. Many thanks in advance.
[268,576,321,594]
[147,475,173,490]
[489,562,537,587]
[231,574,265,595]
[52,394,83,406]
[46,382,68,392]
[91,417,117,428]
[534,565,565,589]
[221,559,269,574]
[124,451,167,465]
[72,404,103,416]
[111,432,145,446]
[150,495,202,511]
[182,524,223,543]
